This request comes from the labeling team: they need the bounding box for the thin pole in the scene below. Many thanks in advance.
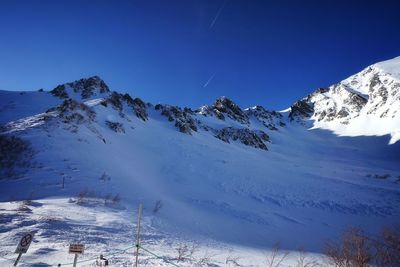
[62,176,65,189]
[134,203,143,267]
[73,254,78,267]
[13,253,22,266]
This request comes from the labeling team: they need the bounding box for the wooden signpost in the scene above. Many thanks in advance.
[14,232,34,266]
[69,243,85,267]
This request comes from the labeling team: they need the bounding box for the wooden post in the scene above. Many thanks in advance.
[73,254,78,267]
[13,253,22,266]
[134,203,143,267]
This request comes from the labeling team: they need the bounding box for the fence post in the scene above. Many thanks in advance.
[134,203,143,267]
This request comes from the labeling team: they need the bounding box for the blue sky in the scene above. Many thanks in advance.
[1,0,399,110]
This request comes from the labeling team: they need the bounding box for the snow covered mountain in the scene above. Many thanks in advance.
[0,57,399,266]
[289,56,400,144]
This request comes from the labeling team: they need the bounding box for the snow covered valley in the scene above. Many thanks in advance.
[0,57,400,266]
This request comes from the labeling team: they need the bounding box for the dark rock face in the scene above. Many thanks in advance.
[51,76,110,100]
[245,105,285,130]
[367,86,388,115]
[198,104,225,120]
[56,99,96,124]
[51,85,69,99]
[215,127,268,150]
[288,99,314,121]
[343,91,367,112]
[155,104,197,134]
[105,121,125,133]
[391,83,400,97]
[197,97,249,124]
[102,92,148,121]
[105,92,123,111]
[255,130,270,142]
[122,94,148,121]
[213,97,249,124]
[69,76,110,99]
[369,74,381,92]
[337,107,350,118]
[308,88,329,100]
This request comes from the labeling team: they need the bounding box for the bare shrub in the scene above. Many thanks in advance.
[153,200,163,213]
[76,190,89,204]
[266,243,289,267]
[176,244,189,262]
[295,249,320,267]
[226,254,241,266]
[188,243,199,260]
[374,225,400,267]
[325,227,372,267]
[99,172,111,181]
[0,135,34,178]
[197,251,216,266]
[174,243,199,263]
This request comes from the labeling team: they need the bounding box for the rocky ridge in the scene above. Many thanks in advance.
[2,56,400,151]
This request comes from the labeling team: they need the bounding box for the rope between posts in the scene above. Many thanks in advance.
[138,245,181,267]
[56,244,137,266]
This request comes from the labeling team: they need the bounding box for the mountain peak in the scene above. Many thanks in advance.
[67,75,110,95]
[51,76,110,100]
[290,56,400,143]
[211,96,249,124]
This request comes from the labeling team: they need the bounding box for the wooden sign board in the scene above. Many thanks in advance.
[15,232,34,254]
[69,244,85,254]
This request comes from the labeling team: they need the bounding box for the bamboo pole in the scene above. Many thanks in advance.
[134,203,143,267]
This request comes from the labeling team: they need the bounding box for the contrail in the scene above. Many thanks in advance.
[209,0,229,29]
[203,73,216,88]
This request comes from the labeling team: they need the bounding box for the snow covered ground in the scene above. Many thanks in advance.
[1,58,400,266]
[0,103,398,266]
[0,198,328,266]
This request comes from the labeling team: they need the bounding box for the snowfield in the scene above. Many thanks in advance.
[0,57,400,266]
[0,199,327,266]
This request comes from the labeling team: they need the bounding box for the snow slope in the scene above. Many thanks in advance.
[0,57,400,266]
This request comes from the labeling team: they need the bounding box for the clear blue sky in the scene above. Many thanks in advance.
[1,0,399,110]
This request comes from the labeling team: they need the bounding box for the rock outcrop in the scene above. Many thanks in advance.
[197,97,249,124]
[245,105,285,130]
[214,127,269,150]
[155,104,197,134]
